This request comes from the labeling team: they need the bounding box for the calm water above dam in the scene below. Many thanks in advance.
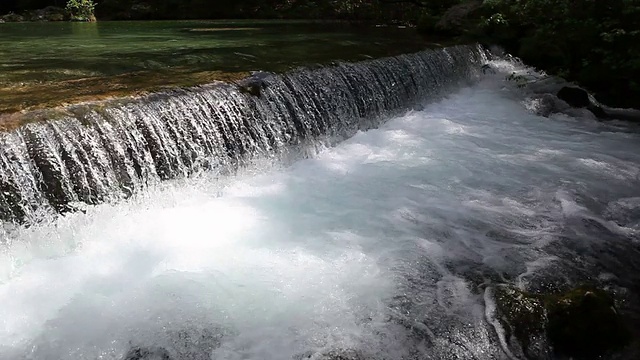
[0,20,430,114]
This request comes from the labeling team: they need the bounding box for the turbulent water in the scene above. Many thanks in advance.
[1,49,640,359]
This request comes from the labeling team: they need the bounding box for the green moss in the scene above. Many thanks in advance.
[544,286,632,359]
[494,285,546,353]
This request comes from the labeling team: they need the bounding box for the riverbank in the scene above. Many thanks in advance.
[0,6,69,22]
[419,0,640,110]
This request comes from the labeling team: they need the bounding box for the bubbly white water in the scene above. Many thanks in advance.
[1,65,640,360]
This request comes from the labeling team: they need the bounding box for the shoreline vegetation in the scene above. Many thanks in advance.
[1,0,638,112]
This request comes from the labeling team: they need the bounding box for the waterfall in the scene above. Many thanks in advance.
[0,45,488,224]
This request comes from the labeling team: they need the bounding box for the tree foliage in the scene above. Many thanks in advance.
[66,0,95,20]
[477,0,640,107]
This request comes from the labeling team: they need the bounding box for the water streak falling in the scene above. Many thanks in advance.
[0,45,487,224]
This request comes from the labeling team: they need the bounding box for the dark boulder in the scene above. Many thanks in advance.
[1,12,24,22]
[557,86,607,119]
[556,85,640,121]
[236,71,271,98]
[546,286,632,359]
[493,284,632,360]
[25,6,68,21]
[557,86,590,108]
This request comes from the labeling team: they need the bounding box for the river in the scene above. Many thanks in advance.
[0,49,639,359]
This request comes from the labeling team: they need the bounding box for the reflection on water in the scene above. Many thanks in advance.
[70,21,100,37]
[0,20,432,113]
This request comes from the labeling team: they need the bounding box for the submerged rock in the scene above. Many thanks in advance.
[525,93,569,118]
[546,286,632,359]
[123,346,172,360]
[122,326,223,360]
[493,285,549,359]
[492,284,632,359]
[295,349,366,360]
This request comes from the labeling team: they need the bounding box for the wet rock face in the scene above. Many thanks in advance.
[546,287,632,359]
[493,286,549,359]
[0,12,24,22]
[236,71,272,97]
[557,86,591,108]
[557,86,607,119]
[493,285,632,360]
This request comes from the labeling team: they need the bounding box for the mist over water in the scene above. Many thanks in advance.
[1,62,640,359]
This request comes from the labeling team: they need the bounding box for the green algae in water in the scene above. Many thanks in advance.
[0,20,431,114]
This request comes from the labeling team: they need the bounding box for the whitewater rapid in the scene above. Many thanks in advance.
[1,67,639,359]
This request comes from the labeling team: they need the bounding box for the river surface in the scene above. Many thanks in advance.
[1,61,639,359]
[0,20,429,114]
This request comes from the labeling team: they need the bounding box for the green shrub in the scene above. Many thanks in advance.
[66,0,96,21]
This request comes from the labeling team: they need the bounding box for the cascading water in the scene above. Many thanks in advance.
[1,46,640,360]
[0,45,487,225]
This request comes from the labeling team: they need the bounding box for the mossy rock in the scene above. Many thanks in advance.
[544,286,632,359]
[493,285,632,360]
[493,285,547,358]
[1,12,24,22]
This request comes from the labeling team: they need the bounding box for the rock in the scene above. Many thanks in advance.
[48,13,65,21]
[130,2,154,19]
[7,6,68,22]
[435,0,483,35]
[492,284,632,359]
[600,107,640,123]
[320,349,366,360]
[1,12,24,22]
[545,286,632,359]
[236,72,271,97]
[167,327,222,360]
[493,286,548,359]
[123,327,223,360]
[524,94,566,117]
[39,6,68,21]
[295,349,366,360]
[557,86,590,108]
[557,86,607,119]
[123,346,172,360]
